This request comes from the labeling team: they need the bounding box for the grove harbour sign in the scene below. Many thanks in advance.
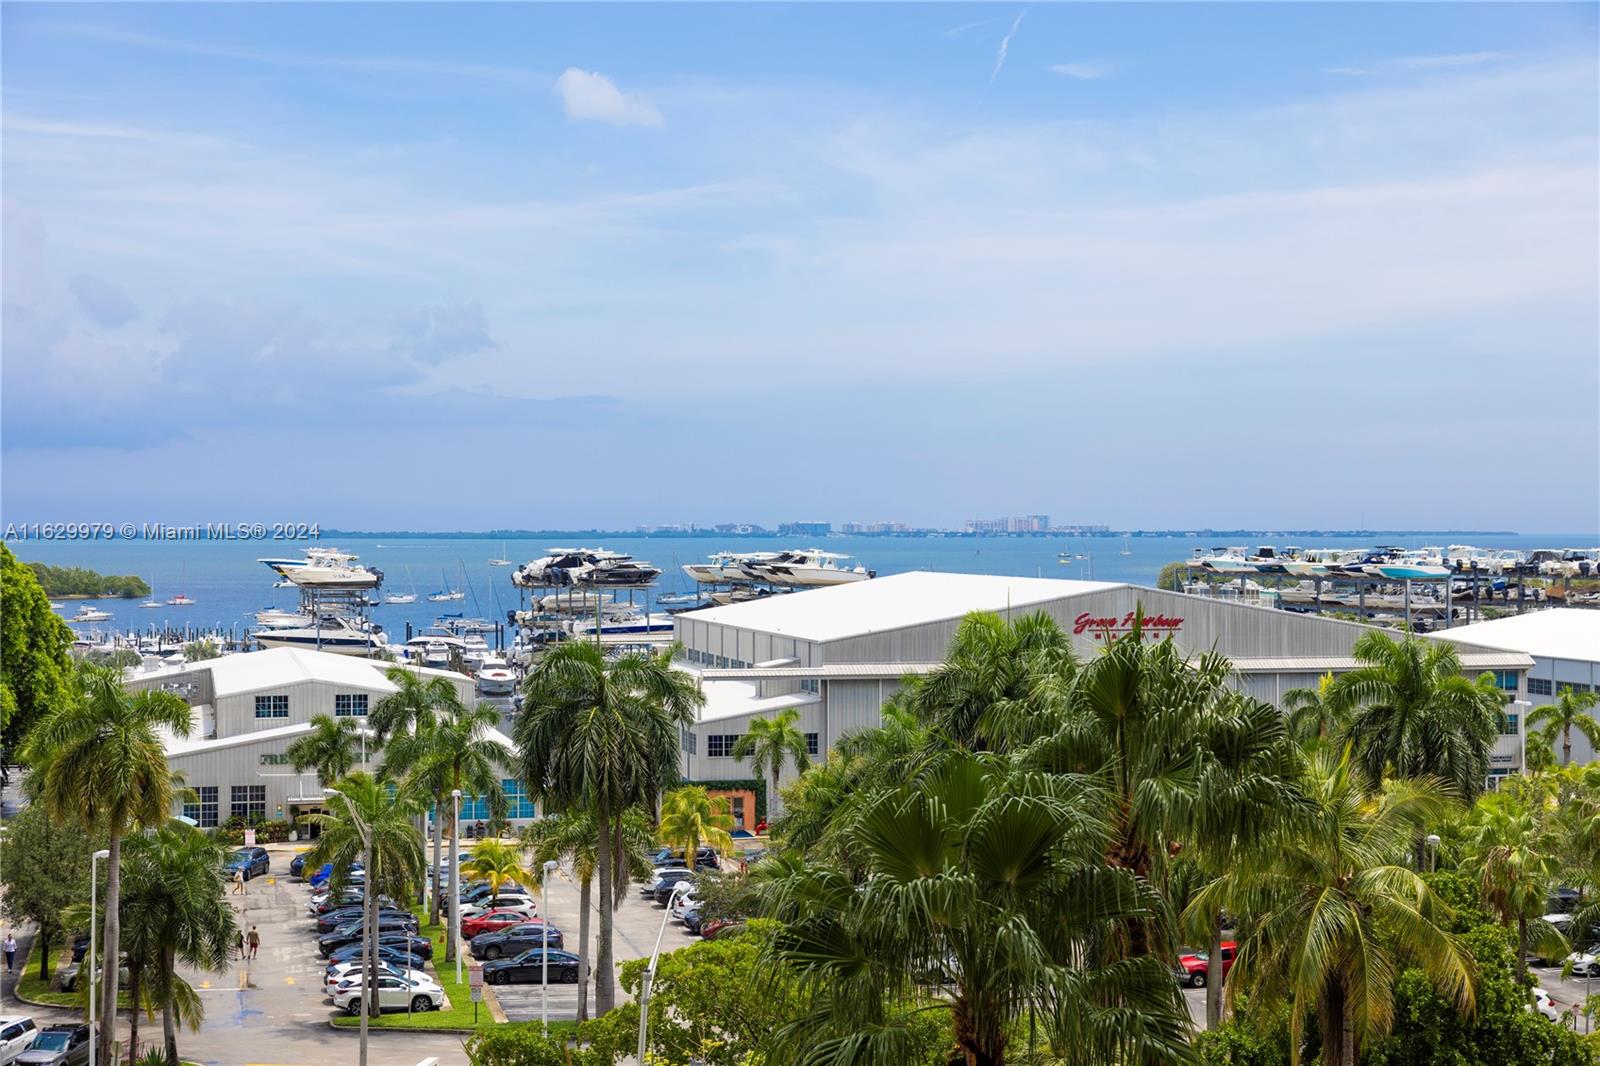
[1072,611,1185,642]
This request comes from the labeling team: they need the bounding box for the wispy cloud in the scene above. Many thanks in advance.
[1050,61,1112,81]
[1329,52,1503,77]
[943,15,1007,40]
[553,69,664,128]
[991,9,1026,83]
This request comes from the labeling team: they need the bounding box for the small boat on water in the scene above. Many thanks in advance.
[488,544,512,567]
[49,601,65,610]
[139,598,163,609]
[166,594,195,606]
[71,605,114,623]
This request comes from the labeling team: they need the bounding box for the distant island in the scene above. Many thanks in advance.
[27,562,150,599]
[320,528,1527,540]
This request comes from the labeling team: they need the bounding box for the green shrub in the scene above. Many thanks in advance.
[464,1025,585,1066]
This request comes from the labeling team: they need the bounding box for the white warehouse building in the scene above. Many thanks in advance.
[1436,609,1600,764]
[672,572,1536,824]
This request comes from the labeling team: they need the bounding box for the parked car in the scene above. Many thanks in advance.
[325,962,430,995]
[0,1018,37,1066]
[469,921,564,959]
[1174,943,1236,988]
[481,949,582,985]
[651,846,719,868]
[1565,949,1600,977]
[641,869,695,902]
[331,974,443,1015]
[309,890,391,917]
[223,847,270,880]
[326,935,432,964]
[680,906,704,936]
[288,854,307,879]
[14,1024,88,1066]
[318,914,422,956]
[669,892,699,922]
[461,907,540,939]
[317,907,413,935]
[309,862,364,890]
[459,894,536,920]
[1530,987,1559,1022]
[55,955,129,994]
[457,881,526,907]
[700,917,744,940]
[322,944,427,975]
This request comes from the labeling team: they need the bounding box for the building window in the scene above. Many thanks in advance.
[1528,677,1553,696]
[230,785,266,822]
[254,694,289,718]
[680,727,697,756]
[1558,682,1593,695]
[805,732,819,756]
[1491,670,1519,692]
[183,786,218,828]
[334,693,368,717]
[458,779,536,821]
[715,656,729,669]
[706,734,743,758]
[729,795,746,829]
[1501,713,1519,736]
[800,678,820,694]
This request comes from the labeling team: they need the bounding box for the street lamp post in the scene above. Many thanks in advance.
[1424,833,1442,873]
[637,881,692,1064]
[451,790,462,986]
[88,848,110,1066]
[540,859,558,1032]
[325,788,373,1066]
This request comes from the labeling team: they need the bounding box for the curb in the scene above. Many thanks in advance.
[325,1017,480,1037]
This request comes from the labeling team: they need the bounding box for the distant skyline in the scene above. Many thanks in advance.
[2,3,1596,533]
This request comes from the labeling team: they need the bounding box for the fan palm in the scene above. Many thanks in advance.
[1283,672,1346,745]
[658,785,735,862]
[1186,746,1473,1066]
[1527,687,1600,768]
[521,807,656,1021]
[730,708,811,800]
[1327,631,1503,801]
[383,699,508,962]
[22,664,192,1066]
[304,773,426,1017]
[516,641,702,1013]
[121,823,236,1066]
[755,752,1191,1066]
[459,838,530,908]
[286,713,362,785]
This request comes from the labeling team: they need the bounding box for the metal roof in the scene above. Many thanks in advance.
[132,648,468,699]
[702,653,1533,681]
[1226,652,1534,672]
[699,663,945,681]
[1432,609,1600,664]
[678,572,1124,642]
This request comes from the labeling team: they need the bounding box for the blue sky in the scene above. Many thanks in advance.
[3,3,1596,532]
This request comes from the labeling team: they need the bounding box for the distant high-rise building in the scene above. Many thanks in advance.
[779,521,832,536]
[965,515,1050,533]
[841,521,910,534]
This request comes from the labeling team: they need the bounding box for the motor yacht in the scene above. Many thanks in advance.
[71,605,114,623]
[255,607,313,628]
[476,655,517,696]
[1196,547,1255,574]
[1282,549,1363,578]
[254,615,387,655]
[514,548,661,588]
[682,552,780,584]
[166,593,195,605]
[568,611,676,638]
[745,549,872,587]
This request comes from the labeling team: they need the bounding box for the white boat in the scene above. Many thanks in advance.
[255,608,313,628]
[138,599,163,609]
[1119,537,1133,557]
[1197,548,1256,574]
[488,544,512,567]
[569,611,676,638]
[385,593,417,604]
[166,594,195,606]
[71,605,114,623]
[427,590,464,602]
[747,549,872,587]
[538,591,612,614]
[262,548,382,590]
[49,601,65,610]
[476,655,516,696]
[254,615,388,655]
[1282,549,1364,578]
[682,552,781,584]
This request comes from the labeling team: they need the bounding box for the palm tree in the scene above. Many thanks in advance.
[903,610,1076,752]
[120,823,236,1066]
[22,664,192,1066]
[1527,687,1600,768]
[1327,631,1503,801]
[383,699,508,963]
[1461,787,1566,980]
[756,752,1191,1066]
[658,786,735,863]
[1186,746,1474,1066]
[304,773,426,1021]
[521,807,656,1021]
[370,668,459,923]
[516,642,702,1014]
[1282,672,1346,744]
[730,708,811,803]
[459,838,530,908]
[286,713,362,785]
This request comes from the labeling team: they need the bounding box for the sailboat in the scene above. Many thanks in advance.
[1119,537,1133,557]
[139,575,162,609]
[427,568,466,603]
[385,565,418,604]
[488,543,512,567]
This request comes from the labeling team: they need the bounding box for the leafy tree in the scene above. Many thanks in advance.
[1187,746,1474,1066]
[730,708,812,800]
[517,642,702,1014]
[1328,631,1503,801]
[755,752,1191,1066]
[0,543,77,776]
[285,713,362,784]
[1193,996,1294,1066]
[463,1025,586,1066]
[459,838,531,907]
[658,785,735,863]
[23,561,149,599]
[23,663,192,1066]
[1528,688,1600,768]
[182,640,220,662]
[120,823,236,1066]
[521,807,656,1021]
[1461,788,1567,979]
[0,803,104,981]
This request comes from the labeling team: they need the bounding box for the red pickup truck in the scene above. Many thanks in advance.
[1175,942,1236,988]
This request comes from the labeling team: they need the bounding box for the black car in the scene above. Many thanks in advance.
[70,934,90,963]
[16,1023,90,1066]
[458,881,526,907]
[652,847,720,871]
[641,869,695,902]
[327,934,433,963]
[481,948,582,985]
[469,922,564,959]
[321,943,428,976]
[289,854,307,879]
[317,906,411,934]
[680,906,703,936]
[318,914,421,956]
[223,847,270,880]
[313,891,394,916]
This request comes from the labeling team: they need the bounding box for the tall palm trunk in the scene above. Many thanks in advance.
[99,829,123,1066]
[1516,914,1529,981]
[594,804,615,1013]
[1205,918,1223,1028]
[1318,978,1355,1066]
[161,946,179,1066]
[125,961,141,1063]
[430,794,444,927]
[576,875,592,1021]
[951,989,1007,1066]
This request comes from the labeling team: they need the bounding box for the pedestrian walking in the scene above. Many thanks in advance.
[3,933,16,973]
[235,928,246,960]
[233,868,245,895]
[247,926,260,960]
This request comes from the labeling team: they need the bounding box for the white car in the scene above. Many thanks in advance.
[1565,951,1600,977]
[670,892,699,922]
[459,894,536,919]
[331,974,444,1015]
[324,962,429,995]
[0,1017,38,1066]
[1530,987,1560,1023]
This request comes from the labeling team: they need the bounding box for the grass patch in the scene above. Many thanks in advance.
[15,942,131,1009]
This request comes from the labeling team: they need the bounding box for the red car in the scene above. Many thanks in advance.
[1175,942,1236,988]
[461,907,539,939]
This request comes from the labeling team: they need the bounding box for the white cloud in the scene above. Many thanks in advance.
[991,10,1026,82]
[553,68,663,128]
[1397,51,1501,70]
[1050,61,1111,81]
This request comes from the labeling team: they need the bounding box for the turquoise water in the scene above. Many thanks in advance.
[11,532,1592,638]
